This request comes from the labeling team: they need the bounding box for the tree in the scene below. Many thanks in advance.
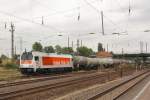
[55,45,62,54]
[0,54,8,64]
[1,54,8,60]
[32,42,43,52]
[77,46,93,57]
[62,47,73,54]
[43,46,55,53]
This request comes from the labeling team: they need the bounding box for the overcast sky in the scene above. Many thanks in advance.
[0,0,150,56]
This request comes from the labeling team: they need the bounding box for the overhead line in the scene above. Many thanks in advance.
[84,0,124,33]
[33,0,78,19]
[116,0,130,32]
[0,10,63,32]
[33,0,98,19]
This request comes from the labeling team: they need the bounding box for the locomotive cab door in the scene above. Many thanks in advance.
[34,56,40,72]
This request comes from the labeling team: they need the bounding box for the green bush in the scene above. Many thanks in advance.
[4,62,19,69]
[1,59,19,69]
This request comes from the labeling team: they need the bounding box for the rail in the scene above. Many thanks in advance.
[0,71,96,88]
[88,70,150,100]
[0,72,107,100]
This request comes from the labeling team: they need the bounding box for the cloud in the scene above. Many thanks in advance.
[0,0,150,56]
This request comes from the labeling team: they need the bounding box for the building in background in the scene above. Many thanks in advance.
[98,43,104,52]
[96,51,112,58]
[97,43,112,58]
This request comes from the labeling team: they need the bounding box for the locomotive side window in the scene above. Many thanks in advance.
[34,56,39,61]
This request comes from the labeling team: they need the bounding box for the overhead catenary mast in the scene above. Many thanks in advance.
[140,41,143,53]
[9,22,15,58]
[68,36,70,48]
[106,43,108,52]
[129,0,131,15]
[146,42,148,53]
[77,7,80,21]
[81,40,83,47]
[72,41,74,49]
[5,22,7,29]
[100,0,104,35]
[19,37,23,55]
[84,0,105,35]
[101,11,104,35]
[42,16,44,25]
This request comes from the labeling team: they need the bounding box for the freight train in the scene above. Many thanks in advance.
[20,51,132,74]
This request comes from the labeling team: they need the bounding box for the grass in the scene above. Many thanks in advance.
[0,59,22,81]
[0,67,22,81]
[1,59,19,69]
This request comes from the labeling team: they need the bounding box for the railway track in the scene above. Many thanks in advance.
[0,70,97,88]
[87,70,150,100]
[114,71,150,100]
[0,72,108,100]
[0,69,136,100]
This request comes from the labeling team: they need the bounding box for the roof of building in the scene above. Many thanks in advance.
[96,51,113,58]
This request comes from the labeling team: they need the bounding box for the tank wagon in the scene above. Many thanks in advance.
[73,56,122,70]
[20,51,131,74]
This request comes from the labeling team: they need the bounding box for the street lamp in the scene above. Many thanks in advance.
[112,32,120,35]
[112,32,128,36]
[58,34,63,36]
[144,30,150,32]
[89,33,95,34]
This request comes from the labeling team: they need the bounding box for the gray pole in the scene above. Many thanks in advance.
[72,41,73,49]
[107,43,108,52]
[20,37,23,55]
[122,48,124,55]
[68,36,70,48]
[77,39,79,48]
[146,42,148,53]
[77,39,79,55]
[9,22,15,58]
[101,11,104,35]
[15,46,16,55]
[81,40,82,47]
[142,41,143,53]
[140,41,143,53]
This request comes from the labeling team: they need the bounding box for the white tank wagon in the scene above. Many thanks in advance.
[87,58,99,66]
[113,59,133,64]
[73,56,120,69]
[97,58,114,67]
[73,56,134,69]
[73,56,88,70]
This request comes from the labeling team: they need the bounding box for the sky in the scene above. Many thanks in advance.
[0,0,150,56]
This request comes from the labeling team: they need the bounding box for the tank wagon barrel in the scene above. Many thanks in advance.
[73,56,133,69]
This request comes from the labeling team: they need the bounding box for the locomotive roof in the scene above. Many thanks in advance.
[32,51,72,58]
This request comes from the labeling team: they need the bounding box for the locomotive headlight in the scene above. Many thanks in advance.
[20,65,23,68]
[29,65,32,67]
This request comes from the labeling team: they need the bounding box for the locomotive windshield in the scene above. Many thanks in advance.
[21,52,33,60]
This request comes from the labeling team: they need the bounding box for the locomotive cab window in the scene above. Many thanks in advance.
[21,52,33,60]
[34,56,39,61]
